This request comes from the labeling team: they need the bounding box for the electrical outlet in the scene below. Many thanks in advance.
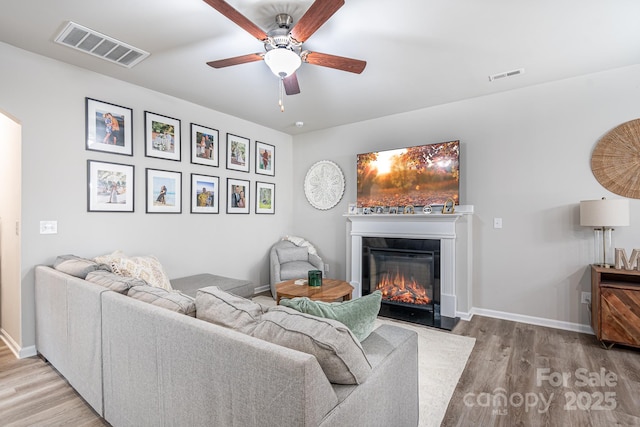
[324,264,330,273]
[581,292,591,304]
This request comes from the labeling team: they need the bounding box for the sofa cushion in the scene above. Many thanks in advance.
[279,261,317,281]
[252,306,372,385]
[195,287,371,384]
[172,274,254,299]
[53,254,108,279]
[280,291,382,341]
[276,247,309,264]
[128,285,195,317]
[85,270,148,294]
[115,255,173,291]
[195,286,266,333]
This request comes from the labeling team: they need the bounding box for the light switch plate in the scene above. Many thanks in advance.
[40,220,58,234]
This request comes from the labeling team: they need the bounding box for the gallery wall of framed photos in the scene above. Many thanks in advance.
[85,97,276,215]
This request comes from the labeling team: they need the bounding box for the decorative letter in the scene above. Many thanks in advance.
[614,248,640,270]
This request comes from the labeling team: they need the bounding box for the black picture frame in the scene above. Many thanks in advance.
[85,98,133,156]
[255,141,275,176]
[191,173,220,214]
[144,111,181,161]
[146,168,182,213]
[226,133,250,172]
[190,123,219,167]
[256,181,275,214]
[87,160,134,212]
[227,178,250,214]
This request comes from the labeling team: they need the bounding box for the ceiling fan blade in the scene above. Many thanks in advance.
[207,53,263,68]
[283,73,301,95]
[290,0,345,43]
[304,51,366,74]
[202,0,267,40]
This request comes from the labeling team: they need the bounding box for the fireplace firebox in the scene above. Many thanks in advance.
[362,237,457,330]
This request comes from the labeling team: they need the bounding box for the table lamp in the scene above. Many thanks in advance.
[580,197,630,268]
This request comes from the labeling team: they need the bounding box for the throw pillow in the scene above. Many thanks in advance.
[85,270,148,294]
[93,250,126,269]
[280,291,382,341]
[251,306,372,385]
[276,247,309,264]
[128,285,196,317]
[196,286,266,334]
[116,255,173,291]
[53,254,108,279]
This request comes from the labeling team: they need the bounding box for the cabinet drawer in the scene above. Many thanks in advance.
[600,287,640,347]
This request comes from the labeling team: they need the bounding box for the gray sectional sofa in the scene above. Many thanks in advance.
[34,262,419,426]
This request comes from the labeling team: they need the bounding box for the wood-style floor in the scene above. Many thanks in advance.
[1,315,638,426]
[443,316,640,426]
[0,342,108,426]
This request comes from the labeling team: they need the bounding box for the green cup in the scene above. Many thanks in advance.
[308,270,323,287]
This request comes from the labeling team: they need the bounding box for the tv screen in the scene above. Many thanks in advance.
[357,140,459,207]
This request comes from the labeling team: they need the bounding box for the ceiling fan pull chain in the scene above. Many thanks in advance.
[279,76,285,112]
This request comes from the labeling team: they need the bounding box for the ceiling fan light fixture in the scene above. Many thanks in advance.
[264,48,301,78]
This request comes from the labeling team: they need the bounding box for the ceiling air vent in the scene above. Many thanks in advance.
[488,68,525,82]
[54,21,149,68]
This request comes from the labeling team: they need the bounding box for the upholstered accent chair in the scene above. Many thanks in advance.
[270,238,324,299]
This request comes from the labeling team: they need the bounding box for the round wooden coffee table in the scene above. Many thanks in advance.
[276,279,354,305]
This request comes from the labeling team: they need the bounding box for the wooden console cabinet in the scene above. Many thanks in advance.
[591,265,640,349]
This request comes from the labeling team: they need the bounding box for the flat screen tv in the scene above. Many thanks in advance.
[356,140,459,207]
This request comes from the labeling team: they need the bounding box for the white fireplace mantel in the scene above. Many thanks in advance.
[346,205,473,318]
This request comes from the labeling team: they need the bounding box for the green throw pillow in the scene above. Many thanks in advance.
[280,291,382,341]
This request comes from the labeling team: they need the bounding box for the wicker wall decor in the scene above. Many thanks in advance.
[591,118,640,199]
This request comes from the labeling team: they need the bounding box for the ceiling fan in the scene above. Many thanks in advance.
[203,0,366,111]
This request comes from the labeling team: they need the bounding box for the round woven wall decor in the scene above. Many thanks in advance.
[591,118,640,199]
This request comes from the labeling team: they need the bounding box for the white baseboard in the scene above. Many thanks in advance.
[0,329,37,359]
[253,284,270,294]
[456,307,594,335]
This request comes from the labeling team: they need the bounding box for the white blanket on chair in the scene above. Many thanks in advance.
[283,235,318,256]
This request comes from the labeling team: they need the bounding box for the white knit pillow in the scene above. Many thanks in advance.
[116,255,172,291]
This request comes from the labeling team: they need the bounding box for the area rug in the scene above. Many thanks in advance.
[253,296,475,427]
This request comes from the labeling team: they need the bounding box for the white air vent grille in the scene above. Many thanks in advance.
[54,22,149,68]
[488,68,525,82]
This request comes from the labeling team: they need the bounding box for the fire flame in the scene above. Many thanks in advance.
[376,270,431,305]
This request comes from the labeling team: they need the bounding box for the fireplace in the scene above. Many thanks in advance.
[347,208,474,329]
[363,238,456,329]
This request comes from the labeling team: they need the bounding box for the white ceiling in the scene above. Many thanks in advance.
[2,0,640,135]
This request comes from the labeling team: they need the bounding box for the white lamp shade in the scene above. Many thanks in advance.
[264,48,301,78]
[580,198,630,227]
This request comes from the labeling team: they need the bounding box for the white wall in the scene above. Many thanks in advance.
[0,42,293,350]
[0,111,22,349]
[291,64,640,329]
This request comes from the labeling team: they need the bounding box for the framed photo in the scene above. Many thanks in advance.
[389,206,398,214]
[255,181,275,214]
[85,98,133,156]
[226,133,250,172]
[146,168,182,213]
[191,123,219,167]
[255,141,275,176]
[227,178,250,214]
[145,111,181,161]
[348,203,358,214]
[191,173,219,214]
[87,160,134,212]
